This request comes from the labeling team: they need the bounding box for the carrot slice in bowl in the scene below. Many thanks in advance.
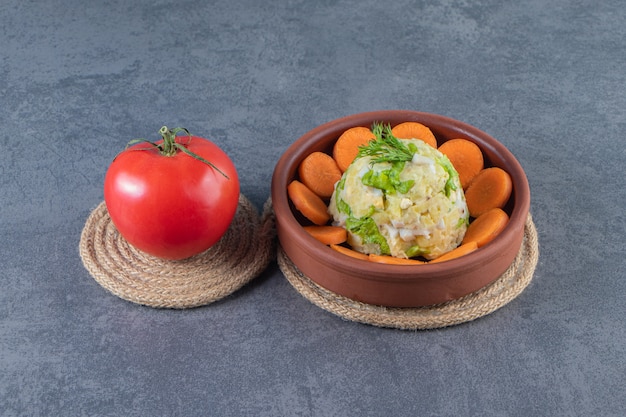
[438,138,484,190]
[332,126,376,172]
[464,167,512,218]
[462,207,509,248]
[303,225,347,245]
[391,121,437,148]
[287,180,331,225]
[298,151,342,199]
[329,244,370,261]
[429,241,478,263]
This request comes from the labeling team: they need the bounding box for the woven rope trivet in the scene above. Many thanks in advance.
[278,213,538,330]
[79,195,276,308]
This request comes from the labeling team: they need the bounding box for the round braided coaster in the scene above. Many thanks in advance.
[278,214,539,330]
[79,194,276,308]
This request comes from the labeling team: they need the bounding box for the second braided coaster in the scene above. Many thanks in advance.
[79,195,276,308]
[279,214,539,330]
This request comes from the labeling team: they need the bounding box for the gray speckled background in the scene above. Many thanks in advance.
[1,0,625,416]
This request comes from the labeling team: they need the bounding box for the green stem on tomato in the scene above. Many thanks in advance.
[159,125,177,156]
[123,126,229,179]
[158,126,190,157]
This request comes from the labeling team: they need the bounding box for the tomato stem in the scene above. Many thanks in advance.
[122,126,229,179]
[159,126,189,157]
[160,126,229,178]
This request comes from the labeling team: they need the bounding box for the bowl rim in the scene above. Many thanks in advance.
[271,110,530,283]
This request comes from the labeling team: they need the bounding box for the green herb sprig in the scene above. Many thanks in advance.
[356,123,417,164]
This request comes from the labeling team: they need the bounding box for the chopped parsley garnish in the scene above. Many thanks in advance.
[333,177,352,215]
[437,156,459,197]
[344,206,390,255]
[456,215,470,229]
[337,198,351,216]
[361,161,415,194]
[406,245,429,258]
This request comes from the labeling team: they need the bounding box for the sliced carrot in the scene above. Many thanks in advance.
[287,180,330,225]
[303,225,347,245]
[390,122,437,148]
[368,253,425,265]
[429,241,478,263]
[333,126,376,172]
[330,244,370,261]
[462,208,509,247]
[464,167,513,218]
[437,138,484,189]
[298,151,342,199]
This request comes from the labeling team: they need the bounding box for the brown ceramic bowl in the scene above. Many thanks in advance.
[271,110,530,307]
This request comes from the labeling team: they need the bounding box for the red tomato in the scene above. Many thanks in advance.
[104,127,240,260]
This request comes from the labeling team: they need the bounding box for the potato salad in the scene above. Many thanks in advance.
[328,124,469,260]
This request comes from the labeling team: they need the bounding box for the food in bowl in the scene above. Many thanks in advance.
[287,120,512,264]
[327,123,469,260]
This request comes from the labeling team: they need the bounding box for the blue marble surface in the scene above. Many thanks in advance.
[1,0,625,415]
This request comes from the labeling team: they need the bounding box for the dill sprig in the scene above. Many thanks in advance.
[356,123,416,164]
